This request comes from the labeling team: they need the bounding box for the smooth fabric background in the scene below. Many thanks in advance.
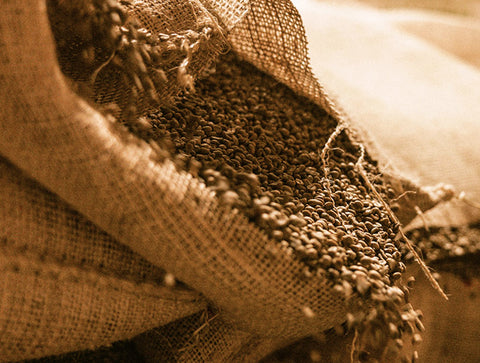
[293,0,480,228]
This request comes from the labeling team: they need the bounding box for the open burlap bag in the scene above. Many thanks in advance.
[0,0,453,361]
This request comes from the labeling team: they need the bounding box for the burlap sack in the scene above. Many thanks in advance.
[0,156,206,360]
[0,0,452,361]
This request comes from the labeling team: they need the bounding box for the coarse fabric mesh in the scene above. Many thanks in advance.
[95,0,239,114]
[133,309,287,362]
[0,0,446,361]
[29,339,143,363]
[0,156,206,361]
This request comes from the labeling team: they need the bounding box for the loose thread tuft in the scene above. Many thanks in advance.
[353,143,448,300]
[389,190,417,204]
[350,328,359,363]
[414,205,430,232]
[319,123,347,228]
[458,191,480,210]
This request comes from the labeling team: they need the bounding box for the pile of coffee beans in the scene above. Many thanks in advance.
[407,225,480,263]
[126,52,423,361]
[404,226,480,287]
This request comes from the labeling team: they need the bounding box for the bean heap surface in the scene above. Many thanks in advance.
[130,52,423,361]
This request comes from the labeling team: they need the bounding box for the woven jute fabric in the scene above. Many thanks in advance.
[0,0,447,361]
[0,156,206,361]
[133,311,284,362]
